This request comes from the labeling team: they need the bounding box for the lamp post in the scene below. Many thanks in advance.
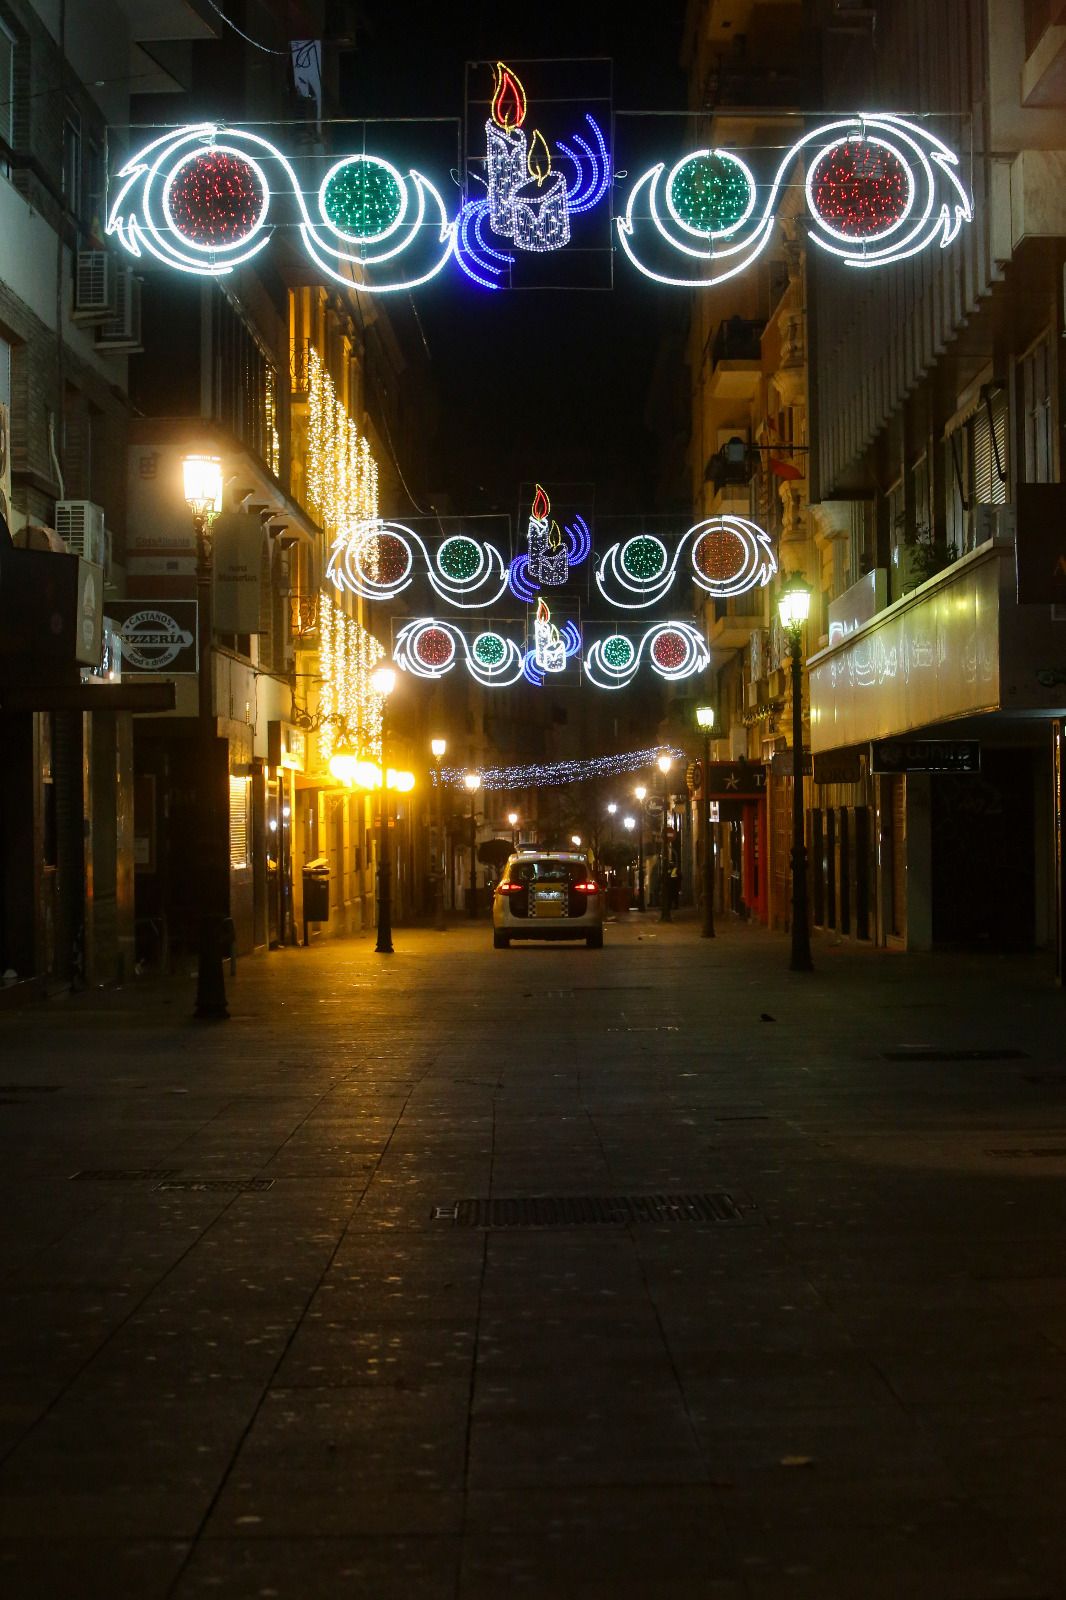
[623,815,636,904]
[464,771,481,917]
[431,738,446,931]
[634,784,647,911]
[778,573,813,972]
[507,810,519,851]
[183,453,228,1021]
[373,665,397,954]
[696,705,716,939]
[657,754,673,923]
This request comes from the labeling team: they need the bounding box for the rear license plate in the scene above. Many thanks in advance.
[533,890,566,918]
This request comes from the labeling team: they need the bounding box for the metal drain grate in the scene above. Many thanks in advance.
[437,1192,751,1227]
[883,1048,1028,1062]
[155,1177,275,1193]
[71,1168,178,1182]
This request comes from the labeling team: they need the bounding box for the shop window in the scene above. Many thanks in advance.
[1021,335,1054,483]
[229,775,251,870]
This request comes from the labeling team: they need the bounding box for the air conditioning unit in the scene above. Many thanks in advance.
[55,499,108,568]
[94,266,142,352]
[73,250,117,322]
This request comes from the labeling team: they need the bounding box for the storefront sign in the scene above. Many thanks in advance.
[770,749,812,777]
[267,720,307,772]
[703,761,767,795]
[212,511,264,634]
[1017,483,1066,604]
[108,600,198,673]
[870,738,980,774]
[813,749,862,785]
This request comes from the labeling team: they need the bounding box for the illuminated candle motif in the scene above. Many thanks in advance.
[526,483,568,585]
[485,63,527,237]
[533,597,565,672]
[512,130,571,253]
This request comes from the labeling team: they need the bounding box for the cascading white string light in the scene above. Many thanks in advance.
[434,745,686,791]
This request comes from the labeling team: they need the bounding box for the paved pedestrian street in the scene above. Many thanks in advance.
[3,918,1066,1598]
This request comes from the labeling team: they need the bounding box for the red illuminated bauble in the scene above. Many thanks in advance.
[693,527,745,583]
[167,150,267,247]
[809,138,911,240]
[414,627,455,668]
[373,533,410,585]
[651,631,687,671]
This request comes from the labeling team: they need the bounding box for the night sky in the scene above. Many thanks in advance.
[339,2,690,524]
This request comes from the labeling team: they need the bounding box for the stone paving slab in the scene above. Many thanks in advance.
[2,915,1066,1596]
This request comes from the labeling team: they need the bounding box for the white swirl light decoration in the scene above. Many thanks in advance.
[584,622,710,690]
[107,125,455,293]
[393,619,525,687]
[327,520,510,609]
[615,113,972,289]
[595,516,777,608]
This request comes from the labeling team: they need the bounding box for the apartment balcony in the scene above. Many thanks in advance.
[703,317,765,402]
[807,538,1066,752]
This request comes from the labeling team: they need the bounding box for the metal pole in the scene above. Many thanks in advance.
[701,730,715,938]
[467,795,478,917]
[433,760,445,931]
[637,805,646,912]
[660,782,672,924]
[376,716,393,954]
[1054,720,1065,986]
[194,511,228,1019]
[789,630,813,972]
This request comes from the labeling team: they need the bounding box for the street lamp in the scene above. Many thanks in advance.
[634,784,647,911]
[431,738,446,931]
[507,810,519,851]
[623,814,636,905]
[571,834,582,848]
[372,664,397,954]
[657,755,674,923]
[183,452,227,1020]
[696,705,716,939]
[778,572,813,972]
[463,771,481,917]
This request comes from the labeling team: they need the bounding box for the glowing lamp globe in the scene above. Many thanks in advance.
[355,761,383,789]
[607,802,618,815]
[696,705,715,731]
[389,769,416,793]
[635,785,647,802]
[431,737,446,759]
[371,664,397,697]
[778,573,813,632]
[463,772,481,794]
[182,454,223,518]
[507,811,519,827]
[328,747,359,785]
[623,816,636,831]
[657,755,672,775]
[571,835,582,847]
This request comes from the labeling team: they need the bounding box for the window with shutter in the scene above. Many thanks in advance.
[1022,335,1054,483]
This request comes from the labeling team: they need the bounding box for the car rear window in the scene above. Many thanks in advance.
[509,859,586,887]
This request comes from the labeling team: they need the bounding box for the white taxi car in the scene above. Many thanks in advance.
[492,849,604,948]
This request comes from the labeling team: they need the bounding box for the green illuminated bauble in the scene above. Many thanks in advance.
[604,635,634,669]
[621,536,666,581]
[438,536,481,581]
[322,156,402,242]
[668,151,753,237]
[474,632,506,666]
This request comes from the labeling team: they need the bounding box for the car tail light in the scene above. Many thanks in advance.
[496,881,524,894]
[573,881,600,894]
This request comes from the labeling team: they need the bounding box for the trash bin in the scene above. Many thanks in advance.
[302,857,330,925]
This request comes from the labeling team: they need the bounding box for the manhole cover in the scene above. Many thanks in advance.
[155,1177,275,1193]
[436,1192,751,1227]
[883,1048,1028,1062]
[71,1168,179,1182]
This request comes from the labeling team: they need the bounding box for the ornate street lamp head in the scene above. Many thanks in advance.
[696,705,715,731]
[431,737,446,759]
[777,572,813,634]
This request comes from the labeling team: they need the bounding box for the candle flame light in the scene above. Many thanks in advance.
[531,484,550,521]
[491,63,527,132]
[527,130,552,187]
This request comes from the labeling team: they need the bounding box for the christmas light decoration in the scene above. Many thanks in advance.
[107,124,455,293]
[523,605,582,686]
[393,618,525,686]
[317,591,387,767]
[584,622,709,689]
[435,744,685,791]
[327,518,510,609]
[617,114,971,288]
[508,499,591,601]
[306,348,380,577]
[595,515,777,608]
